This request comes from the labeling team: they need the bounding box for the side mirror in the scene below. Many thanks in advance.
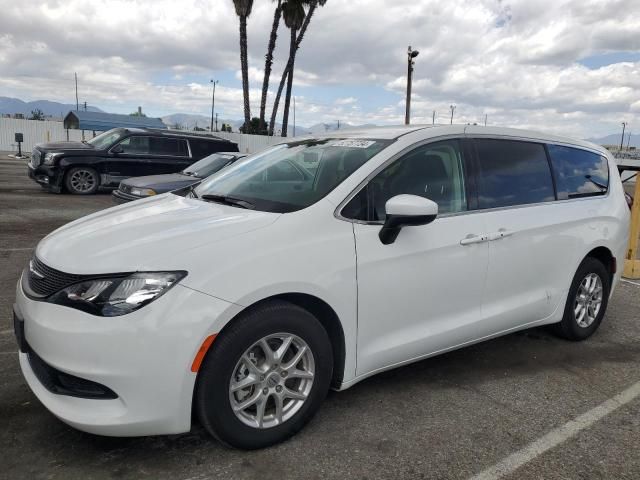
[111,144,124,154]
[379,194,438,245]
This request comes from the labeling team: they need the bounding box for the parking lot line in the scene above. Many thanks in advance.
[0,247,34,252]
[468,380,640,480]
[621,279,640,287]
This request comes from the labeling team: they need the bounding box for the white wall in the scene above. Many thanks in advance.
[189,130,282,154]
[0,117,283,154]
[0,118,84,152]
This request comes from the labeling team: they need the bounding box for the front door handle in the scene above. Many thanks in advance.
[488,229,514,241]
[460,234,488,245]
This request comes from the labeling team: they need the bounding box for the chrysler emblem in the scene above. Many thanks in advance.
[29,260,45,279]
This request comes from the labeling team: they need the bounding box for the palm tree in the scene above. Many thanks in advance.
[269,0,326,136]
[258,0,283,134]
[233,0,254,131]
[279,0,306,137]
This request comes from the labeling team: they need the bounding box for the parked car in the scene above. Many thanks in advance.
[27,128,238,194]
[14,125,628,449]
[112,152,247,203]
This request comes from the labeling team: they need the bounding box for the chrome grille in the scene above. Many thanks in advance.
[27,257,88,298]
[30,149,41,168]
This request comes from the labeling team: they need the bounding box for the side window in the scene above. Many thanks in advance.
[475,139,555,209]
[547,145,609,199]
[150,137,188,156]
[117,136,150,154]
[343,139,467,221]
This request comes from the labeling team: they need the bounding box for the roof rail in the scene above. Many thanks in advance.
[141,128,231,141]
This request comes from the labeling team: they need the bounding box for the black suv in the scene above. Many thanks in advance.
[27,128,239,194]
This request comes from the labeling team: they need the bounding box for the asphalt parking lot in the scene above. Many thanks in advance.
[1,153,639,480]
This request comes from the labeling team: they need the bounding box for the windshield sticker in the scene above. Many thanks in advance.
[330,140,376,148]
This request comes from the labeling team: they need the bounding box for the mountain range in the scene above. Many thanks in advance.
[2,96,637,145]
[0,96,103,118]
[586,133,639,148]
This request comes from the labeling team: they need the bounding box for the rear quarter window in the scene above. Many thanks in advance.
[547,145,609,199]
[190,139,238,159]
[150,137,188,156]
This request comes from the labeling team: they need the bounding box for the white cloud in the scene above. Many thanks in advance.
[0,0,638,136]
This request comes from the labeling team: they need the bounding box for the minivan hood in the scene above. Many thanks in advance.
[36,141,94,151]
[36,194,280,274]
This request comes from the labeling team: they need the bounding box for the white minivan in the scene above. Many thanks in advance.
[14,125,629,449]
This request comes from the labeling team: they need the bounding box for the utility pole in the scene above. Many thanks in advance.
[336,119,340,130]
[450,104,456,124]
[432,110,436,125]
[484,114,487,126]
[405,46,420,125]
[210,79,218,132]
[75,72,79,111]
[84,101,87,111]
[215,113,218,133]
[620,122,627,151]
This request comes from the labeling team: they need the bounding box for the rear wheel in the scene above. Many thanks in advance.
[195,300,333,449]
[64,167,99,194]
[553,257,610,340]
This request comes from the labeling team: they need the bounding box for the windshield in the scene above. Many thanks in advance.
[194,138,390,212]
[87,129,125,149]
[183,153,237,178]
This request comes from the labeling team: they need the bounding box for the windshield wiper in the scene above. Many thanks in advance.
[188,183,199,199]
[585,175,607,191]
[201,194,255,209]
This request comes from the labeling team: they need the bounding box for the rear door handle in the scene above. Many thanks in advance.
[488,229,514,241]
[460,234,489,245]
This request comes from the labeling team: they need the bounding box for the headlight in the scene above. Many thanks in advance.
[130,187,157,197]
[43,153,62,165]
[48,271,186,317]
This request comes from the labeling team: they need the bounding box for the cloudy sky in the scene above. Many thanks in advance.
[1,0,639,137]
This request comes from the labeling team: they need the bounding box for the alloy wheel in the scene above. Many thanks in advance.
[229,333,315,429]
[70,169,97,193]
[574,273,603,328]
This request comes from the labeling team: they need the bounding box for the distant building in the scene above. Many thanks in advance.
[63,110,166,132]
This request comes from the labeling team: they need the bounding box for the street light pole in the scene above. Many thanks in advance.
[620,122,627,151]
[450,104,456,124]
[75,72,79,111]
[405,46,419,125]
[210,79,218,132]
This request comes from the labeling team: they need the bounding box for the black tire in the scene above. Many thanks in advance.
[64,166,100,195]
[553,257,610,341]
[195,300,333,449]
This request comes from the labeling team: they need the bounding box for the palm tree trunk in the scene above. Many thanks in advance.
[280,29,297,137]
[239,15,251,130]
[268,2,318,136]
[259,1,282,134]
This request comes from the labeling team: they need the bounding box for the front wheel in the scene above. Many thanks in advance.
[64,166,100,194]
[553,257,610,341]
[195,301,333,449]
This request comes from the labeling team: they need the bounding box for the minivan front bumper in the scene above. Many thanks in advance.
[14,275,242,436]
